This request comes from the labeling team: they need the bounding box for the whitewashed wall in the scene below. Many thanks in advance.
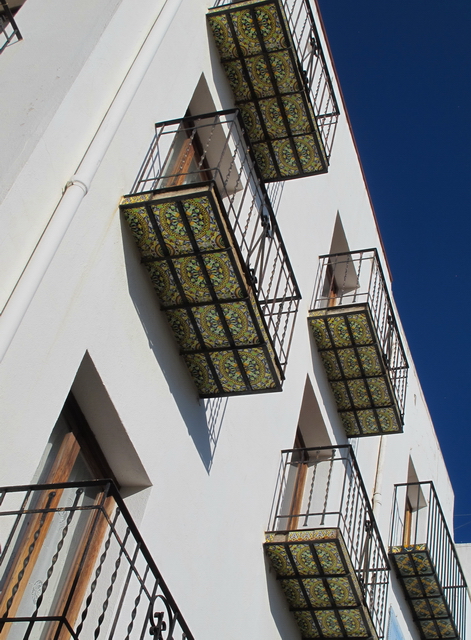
[0,0,464,639]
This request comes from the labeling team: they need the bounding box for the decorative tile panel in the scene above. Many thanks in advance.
[264,528,378,640]
[208,0,328,181]
[121,185,282,396]
[308,305,403,437]
[390,545,460,640]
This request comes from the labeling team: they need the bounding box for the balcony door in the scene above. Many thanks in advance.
[159,112,212,189]
[0,394,117,640]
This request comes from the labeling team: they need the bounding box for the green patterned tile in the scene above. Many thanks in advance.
[412,552,433,575]
[121,193,152,204]
[191,304,230,349]
[309,316,332,350]
[337,348,361,378]
[145,261,181,307]
[239,347,277,390]
[254,3,287,51]
[222,60,252,101]
[165,309,199,350]
[346,312,374,345]
[436,619,456,638]
[326,316,351,347]
[183,353,219,395]
[315,542,345,575]
[246,54,276,99]
[182,196,226,250]
[230,8,264,57]
[377,407,400,432]
[294,135,323,173]
[287,529,338,543]
[315,610,342,637]
[209,351,246,393]
[428,597,448,617]
[282,94,312,135]
[357,346,382,376]
[150,201,192,255]
[330,382,351,411]
[123,206,162,259]
[191,301,260,350]
[259,97,285,138]
[167,256,211,304]
[280,578,305,608]
[328,577,356,607]
[208,14,238,59]
[367,377,392,408]
[339,411,361,436]
[356,410,380,435]
[338,609,369,637]
[421,576,441,597]
[403,577,423,598]
[293,611,319,638]
[271,138,301,177]
[304,578,331,607]
[239,102,264,142]
[420,620,438,639]
[413,599,432,619]
[252,142,277,180]
[291,544,319,575]
[393,552,415,576]
[265,544,295,577]
[346,379,370,409]
[319,350,342,380]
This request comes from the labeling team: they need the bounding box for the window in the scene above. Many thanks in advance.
[0,394,118,636]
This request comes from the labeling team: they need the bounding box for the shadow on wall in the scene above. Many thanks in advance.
[264,553,301,640]
[121,216,227,473]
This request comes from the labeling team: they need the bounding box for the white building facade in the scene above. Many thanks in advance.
[0,1,468,640]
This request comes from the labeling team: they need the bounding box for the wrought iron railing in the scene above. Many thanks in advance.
[0,0,22,53]
[390,482,468,640]
[311,249,409,418]
[268,445,390,638]
[211,0,339,160]
[0,481,194,640]
[129,109,301,374]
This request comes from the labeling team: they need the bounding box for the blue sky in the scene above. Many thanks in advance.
[315,0,471,542]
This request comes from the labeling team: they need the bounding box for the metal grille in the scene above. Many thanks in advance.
[0,481,194,640]
[268,445,390,639]
[390,482,468,640]
[311,249,409,418]
[0,0,22,53]
[211,0,339,160]
[129,109,301,375]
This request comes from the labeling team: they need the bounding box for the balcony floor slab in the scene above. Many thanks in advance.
[264,528,377,640]
[308,305,403,437]
[390,545,459,640]
[208,0,328,181]
[121,184,282,396]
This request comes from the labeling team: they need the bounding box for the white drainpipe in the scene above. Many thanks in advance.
[372,435,387,517]
[0,0,184,362]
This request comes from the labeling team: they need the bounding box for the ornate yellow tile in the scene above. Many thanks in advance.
[264,544,295,577]
[315,542,345,575]
[293,611,319,638]
[338,609,368,637]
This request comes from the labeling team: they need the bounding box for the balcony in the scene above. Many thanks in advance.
[207,0,339,182]
[120,110,300,396]
[265,445,389,640]
[390,482,468,640]
[0,481,194,640]
[0,0,22,53]
[308,249,409,437]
